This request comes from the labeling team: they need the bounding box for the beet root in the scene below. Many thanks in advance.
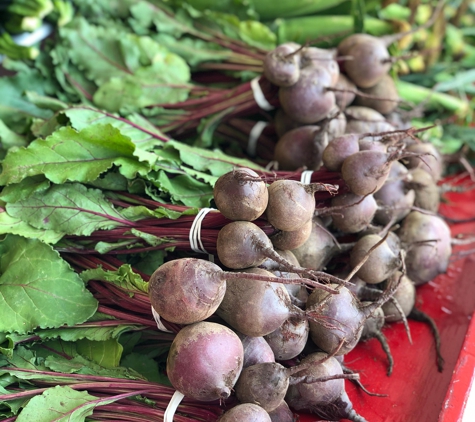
[218,403,271,421]
[166,322,243,401]
[149,258,225,325]
[236,332,276,368]
[213,168,269,221]
[264,317,309,361]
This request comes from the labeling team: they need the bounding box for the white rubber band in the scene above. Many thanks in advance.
[251,77,275,111]
[247,121,269,157]
[13,23,53,46]
[164,390,185,422]
[189,208,214,254]
[151,306,173,333]
[300,170,314,184]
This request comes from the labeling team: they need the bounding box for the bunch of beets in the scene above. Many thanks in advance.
[147,33,454,422]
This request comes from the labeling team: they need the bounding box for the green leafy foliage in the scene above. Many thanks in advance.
[0,125,156,186]
[0,236,97,334]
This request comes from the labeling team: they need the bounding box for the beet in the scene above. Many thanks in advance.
[213,168,269,221]
[374,161,415,224]
[149,258,226,324]
[397,211,452,285]
[264,317,309,361]
[218,403,271,422]
[270,219,313,250]
[300,46,340,86]
[267,400,295,422]
[408,167,440,212]
[334,73,357,110]
[279,65,336,124]
[341,150,393,196]
[263,43,301,87]
[273,125,327,171]
[345,106,395,134]
[405,141,444,181]
[349,234,401,284]
[216,267,295,337]
[273,108,306,138]
[236,332,276,368]
[166,321,243,401]
[382,272,416,322]
[330,193,378,233]
[354,74,399,114]
[322,133,360,172]
[291,217,341,271]
[266,180,317,232]
[337,33,391,88]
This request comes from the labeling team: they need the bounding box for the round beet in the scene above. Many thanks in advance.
[264,43,301,87]
[398,211,452,285]
[322,133,360,172]
[166,322,243,401]
[270,219,313,250]
[291,218,340,271]
[334,73,357,110]
[405,142,443,181]
[345,106,395,134]
[267,400,294,422]
[149,258,225,324]
[349,234,401,284]
[266,180,316,232]
[218,403,271,422]
[354,74,399,114]
[285,352,344,408]
[214,168,269,221]
[273,125,327,171]
[236,332,276,368]
[216,268,294,337]
[337,33,391,88]
[264,318,309,361]
[300,46,340,85]
[279,65,336,124]
[341,150,393,196]
[330,193,378,233]
[409,167,440,212]
[382,272,416,322]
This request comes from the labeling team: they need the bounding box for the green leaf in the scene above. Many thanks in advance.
[4,183,131,236]
[121,352,168,384]
[0,125,156,186]
[15,385,112,422]
[163,139,263,176]
[75,338,123,368]
[0,209,64,244]
[434,69,475,93]
[64,106,168,150]
[0,235,98,334]
[151,170,214,207]
[80,264,148,294]
[0,120,28,151]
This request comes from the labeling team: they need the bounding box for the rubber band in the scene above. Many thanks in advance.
[250,77,275,111]
[247,121,269,157]
[164,390,185,422]
[151,306,173,333]
[13,23,53,46]
[189,208,214,254]
[300,170,314,184]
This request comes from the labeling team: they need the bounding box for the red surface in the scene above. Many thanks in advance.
[297,175,475,422]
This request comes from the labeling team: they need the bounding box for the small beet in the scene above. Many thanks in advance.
[266,180,316,232]
[218,403,271,422]
[166,321,243,401]
[337,33,391,88]
[279,65,336,124]
[322,133,360,172]
[273,125,327,171]
[214,168,269,221]
[264,317,309,361]
[264,43,301,87]
[349,234,401,284]
[354,74,399,114]
[330,193,378,233]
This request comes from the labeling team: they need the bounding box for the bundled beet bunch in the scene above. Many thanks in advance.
[1,1,475,422]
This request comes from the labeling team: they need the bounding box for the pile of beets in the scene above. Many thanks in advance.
[148,33,455,422]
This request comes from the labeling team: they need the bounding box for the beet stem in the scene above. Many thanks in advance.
[289,372,359,386]
[373,330,394,376]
